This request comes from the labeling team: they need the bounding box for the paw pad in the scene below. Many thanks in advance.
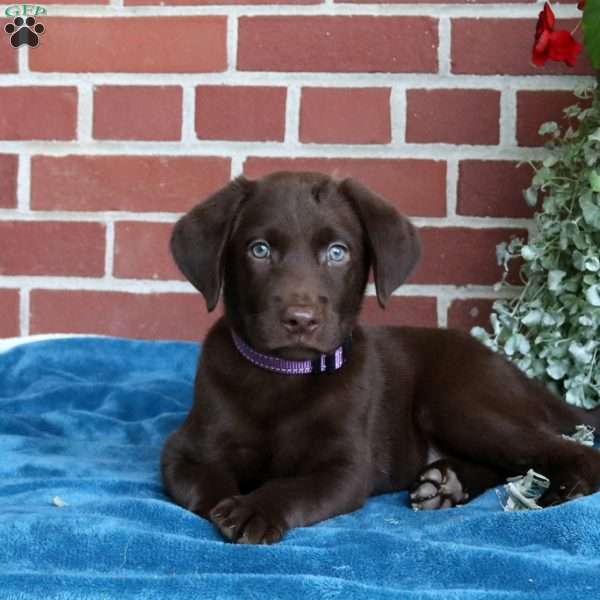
[4,16,45,48]
[410,466,469,510]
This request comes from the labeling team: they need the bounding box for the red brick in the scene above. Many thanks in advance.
[408,227,527,285]
[516,90,581,147]
[342,0,532,2]
[0,155,18,208]
[29,18,227,73]
[30,290,221,341]
[360,296,437,327]
[0,222,105,276]
[300,87,391,144]
[0,87,76,140]
[0,289,19,338]
[40,0,108,3]
[93,86,182,141]
[457,161,535,218]
[196,86,286,141]
[42,0,110,2]
[452,19,593,76]
[447,298,495,331]
[238,16,438,73]
[406,89,500,145]
[126,0,317,4]
[114,222,182,281]
[31,155,231,212]
[244,157,446,217]
[0,20,18,73]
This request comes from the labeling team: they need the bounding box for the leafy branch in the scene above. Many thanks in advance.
[473,86,600,409]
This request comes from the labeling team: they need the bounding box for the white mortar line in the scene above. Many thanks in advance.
[16,153,31,211]
[0,73,591,89]
[413,215,532,228]
[500,85,517,148]
[19,288,30,336]
[3,278,194,293]
[0,209,533,228]
[1,277,518,298]
[389,284,518,299]
[33,4,581,17]
[438,17,451,77]
[181,85,196,144]
[77,82,94,143]
[230,155,246,177]
[104,220,115,277]
[227,13,238,73]
[437,295,450,327]
[445,158,458,218]
[0,140,547,161]
[19,44,28,74]
[390,87,406,147]
[285,84,301,145]
[0,210,182,222]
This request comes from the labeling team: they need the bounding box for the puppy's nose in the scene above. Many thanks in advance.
[281,305,320,335]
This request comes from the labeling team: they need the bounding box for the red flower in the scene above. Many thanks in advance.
[532,2,583,67]
[537,2,556,32]
[577,0,585,10]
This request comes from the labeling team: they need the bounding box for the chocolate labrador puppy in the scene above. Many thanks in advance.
[161,171,600,544]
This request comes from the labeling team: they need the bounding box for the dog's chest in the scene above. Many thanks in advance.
[223,412,320,484]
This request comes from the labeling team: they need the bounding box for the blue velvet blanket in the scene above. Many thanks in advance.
[1,336,599,600]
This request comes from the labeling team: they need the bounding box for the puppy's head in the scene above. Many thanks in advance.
[171,172,420,359]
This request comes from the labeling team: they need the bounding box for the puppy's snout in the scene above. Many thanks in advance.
[281,305,320,335]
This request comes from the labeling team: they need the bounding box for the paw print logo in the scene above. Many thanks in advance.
[4,16,45,48]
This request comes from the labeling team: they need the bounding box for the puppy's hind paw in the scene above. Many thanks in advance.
[410,464,469,510]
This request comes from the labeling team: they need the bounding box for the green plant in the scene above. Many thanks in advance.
[472,85,600,409]
[583,0,600,69]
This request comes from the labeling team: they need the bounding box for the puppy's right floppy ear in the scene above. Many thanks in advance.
[170,177,251,312]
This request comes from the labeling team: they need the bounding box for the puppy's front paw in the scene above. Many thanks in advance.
[210,496,283,544]
[410,464,468,510]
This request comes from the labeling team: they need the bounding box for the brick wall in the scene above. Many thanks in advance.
[0,2,592,341]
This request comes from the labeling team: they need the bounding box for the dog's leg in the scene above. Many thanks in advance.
[417,334,600,507]
[161,431,239,519]
[209,467,369,544]
[410,457,504,510]
[422,402,600,507]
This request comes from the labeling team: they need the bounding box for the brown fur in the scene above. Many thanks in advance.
[161,171,600,544]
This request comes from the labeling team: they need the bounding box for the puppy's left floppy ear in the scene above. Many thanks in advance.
[171,177,252,311]
[339,178,421,308]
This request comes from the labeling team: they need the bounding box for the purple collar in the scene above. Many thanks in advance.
[231,331,351,375]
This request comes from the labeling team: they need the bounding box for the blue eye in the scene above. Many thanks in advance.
[249,240,271,259]
[327,243,348,263]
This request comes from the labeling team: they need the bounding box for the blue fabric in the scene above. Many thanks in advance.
[1,336,599,600]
